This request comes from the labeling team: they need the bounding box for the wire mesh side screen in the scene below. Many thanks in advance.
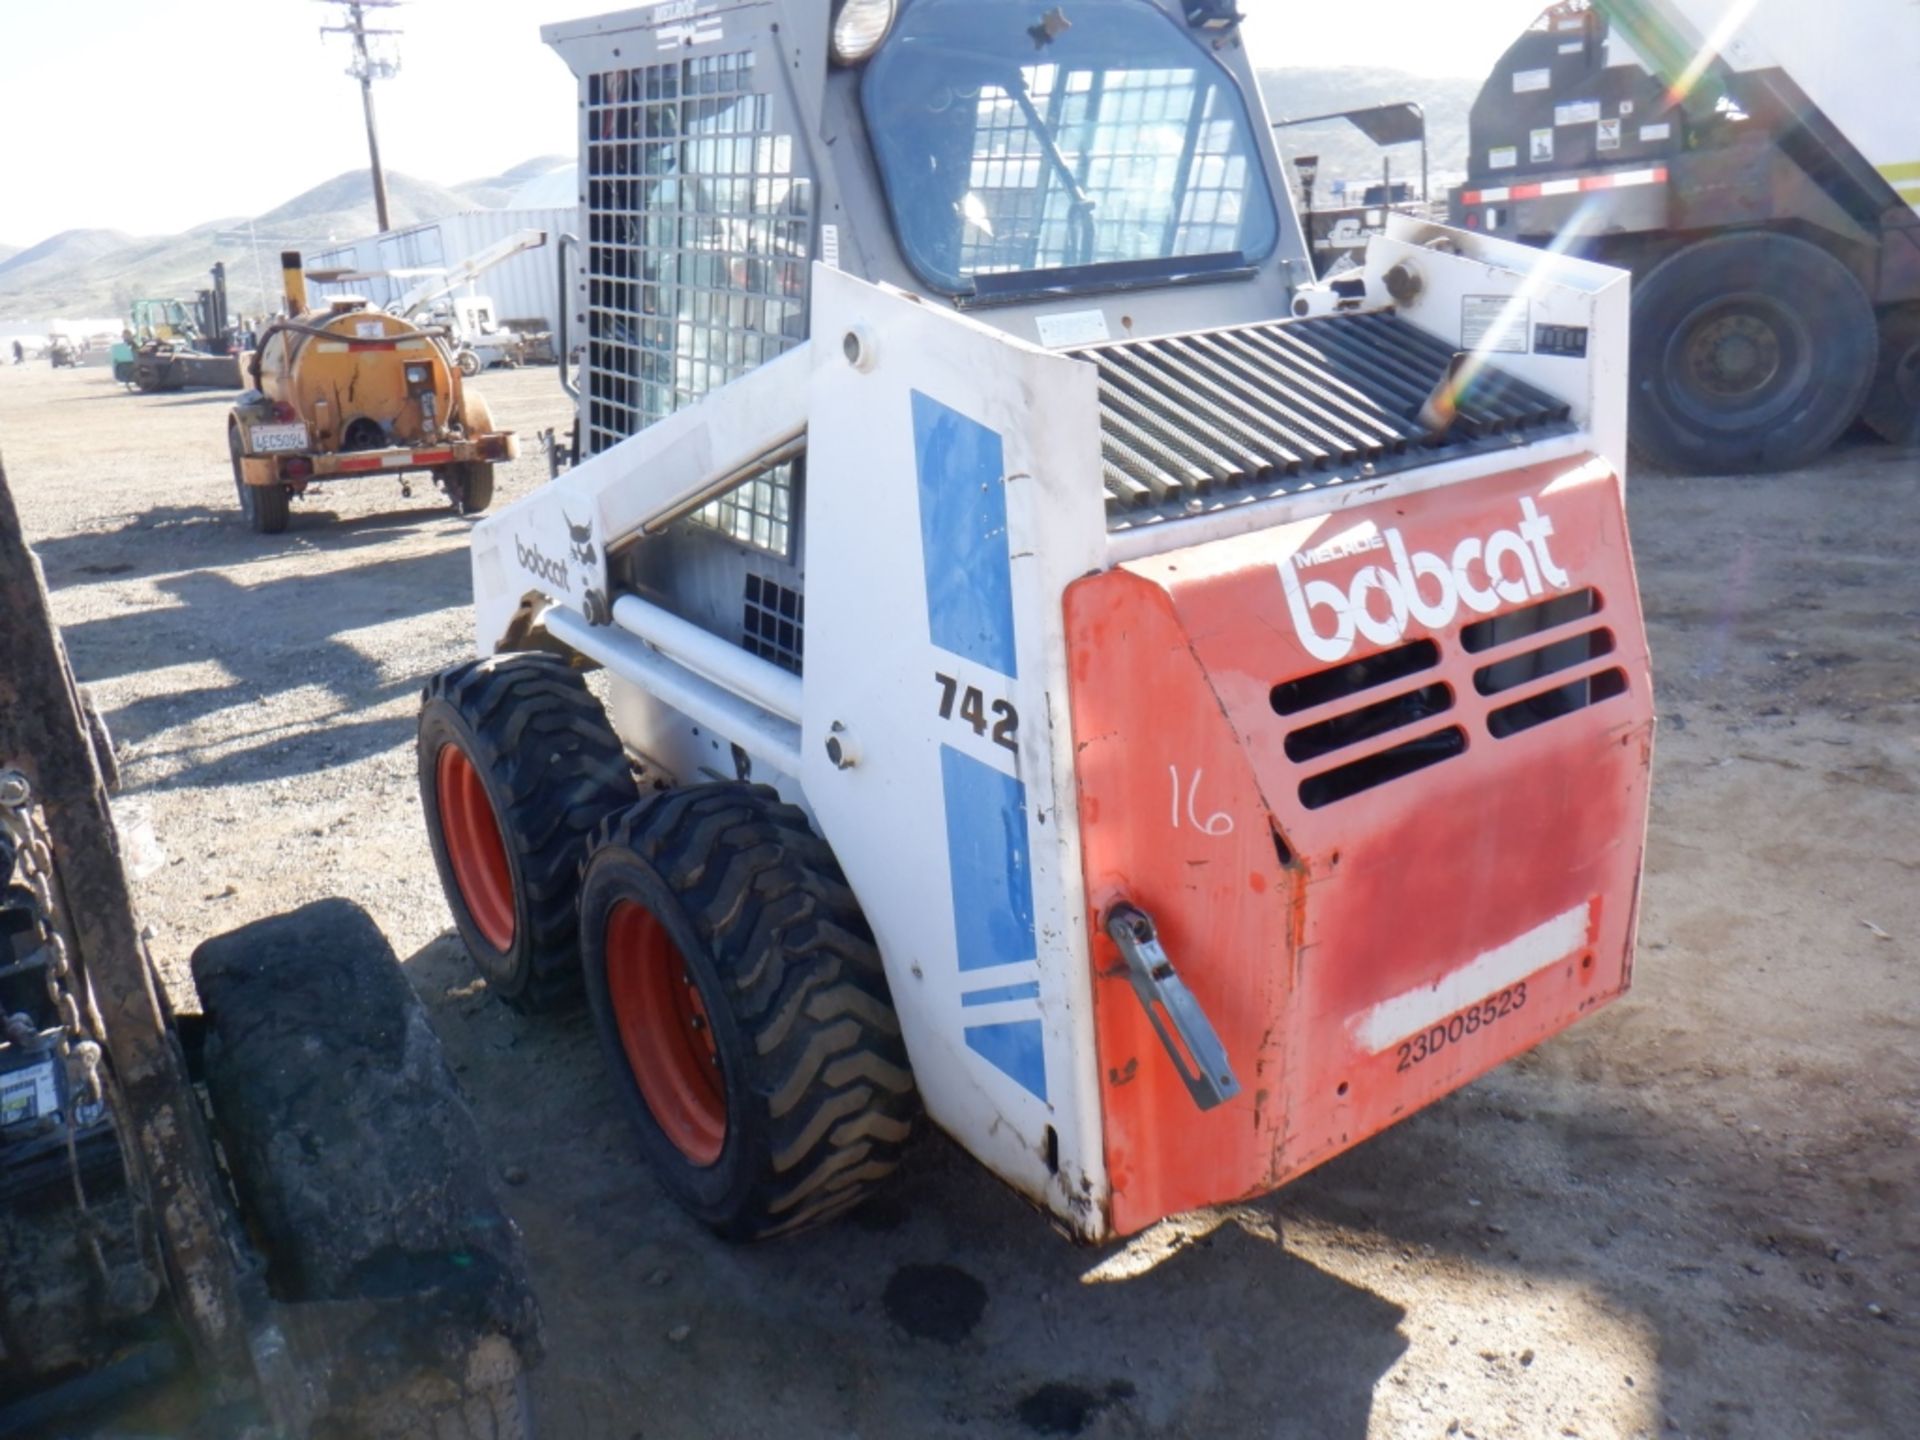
[584,48,811,557]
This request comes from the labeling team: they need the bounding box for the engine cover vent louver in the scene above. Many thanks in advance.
[1074,311,1574,530]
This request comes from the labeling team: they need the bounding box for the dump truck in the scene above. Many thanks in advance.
[0,454,540,1433]
[1450,0,1920,470]
[225,251,519,534]
[111,263,244,392]
[417,0,1654,1244]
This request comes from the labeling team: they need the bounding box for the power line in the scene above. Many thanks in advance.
[316,0,404,234]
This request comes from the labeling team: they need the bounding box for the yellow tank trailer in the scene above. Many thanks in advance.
[226,251,517,534]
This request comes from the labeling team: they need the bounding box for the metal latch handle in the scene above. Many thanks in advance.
[1104,903,1241,1111]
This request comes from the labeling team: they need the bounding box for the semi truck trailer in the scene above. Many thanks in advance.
[1450,0,1920,471]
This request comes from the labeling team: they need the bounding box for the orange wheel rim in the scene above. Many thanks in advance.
[435,744,515,951]
[605,900,726,1166]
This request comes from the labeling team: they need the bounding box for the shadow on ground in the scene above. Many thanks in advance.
[401,909,1918,1440]
[56,537,471,787]
[33,499,467,588]
[403,934,1408,1440]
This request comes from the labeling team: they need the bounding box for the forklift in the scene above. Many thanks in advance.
[111,263,243,393]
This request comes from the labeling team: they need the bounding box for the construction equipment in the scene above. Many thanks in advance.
[1450,0,1920,469]
[46,333,81,369]
[110,264,244,393]
[418,0,1653,1244]
[225,250,519,534]
[313,229,551,378]
[1275,101,1433,274]
[0,453,540,1434]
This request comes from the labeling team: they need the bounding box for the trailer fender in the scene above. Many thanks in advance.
[238,454,279,488]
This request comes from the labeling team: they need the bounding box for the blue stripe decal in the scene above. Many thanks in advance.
[912,390,1018,679]
[965,1021,1048,1102]
[940,745,1036,975]
[939,743,1046,1101]
[961,981,1042,1008]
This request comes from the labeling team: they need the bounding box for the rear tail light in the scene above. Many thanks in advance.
[273,400,297,422]
[280,456,313,481]
[478,435,510,461]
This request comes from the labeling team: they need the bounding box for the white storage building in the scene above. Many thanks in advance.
[306,205,578,333]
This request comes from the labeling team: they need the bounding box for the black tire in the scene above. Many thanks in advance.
[1861,305,1920,448]
[578,784,918,1240]
[231,425,290,534]
[190,899,541,1436]
[1628,231,1877,474]
[449,461,495,516]
[419,654,638,1012]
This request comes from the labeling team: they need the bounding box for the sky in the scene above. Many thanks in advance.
[0,0,1547,246]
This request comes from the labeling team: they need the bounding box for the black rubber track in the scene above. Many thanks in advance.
[192,898,540,1437]
[419,653,637,1012]
[580,783,919,1240]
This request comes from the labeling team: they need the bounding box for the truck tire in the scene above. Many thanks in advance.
[419,654,638,1012]
[449,462,495,516]
[457,348,483,378]
[190,899,541,1437]
[231,426,290,534]
[1629,231,1876,474]
[578,784,918,1240]
[1861,306,1920,448]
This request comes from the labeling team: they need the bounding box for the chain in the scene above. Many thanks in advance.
[1,768,113,1287]
[0,770,95,1088]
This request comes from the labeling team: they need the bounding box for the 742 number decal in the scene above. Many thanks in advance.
[935,673,1018,752]
[1395,982,1528,1073]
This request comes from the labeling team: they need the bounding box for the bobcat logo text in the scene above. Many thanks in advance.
[1281,498,1569,663]
[515,534,571,594]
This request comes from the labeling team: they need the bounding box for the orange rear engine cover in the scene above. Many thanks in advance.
[1065,454,1654,1235]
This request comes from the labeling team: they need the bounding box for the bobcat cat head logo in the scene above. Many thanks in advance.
[564,511,597,568]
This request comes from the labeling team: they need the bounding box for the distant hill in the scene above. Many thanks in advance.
[1259,68,1481,199]
[0,161,557,325]
[455,154,572,210]
[0,244,18,266]
[253,169,476,235]
[0,229,140,284]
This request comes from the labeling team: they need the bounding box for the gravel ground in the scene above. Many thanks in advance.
[2,358,1915,1440]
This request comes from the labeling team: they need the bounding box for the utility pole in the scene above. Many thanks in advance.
[317,0,403,234]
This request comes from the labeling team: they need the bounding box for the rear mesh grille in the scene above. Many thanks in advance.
[1073,311,1574,529]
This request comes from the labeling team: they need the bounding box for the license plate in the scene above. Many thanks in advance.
[249,421,310,454]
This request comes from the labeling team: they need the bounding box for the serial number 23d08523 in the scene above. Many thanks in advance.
[1396,982,1528,1072]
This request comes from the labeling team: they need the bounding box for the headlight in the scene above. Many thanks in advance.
[830,0,896,64]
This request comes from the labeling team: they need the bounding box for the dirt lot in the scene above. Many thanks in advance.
[2,358,1915,1440]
